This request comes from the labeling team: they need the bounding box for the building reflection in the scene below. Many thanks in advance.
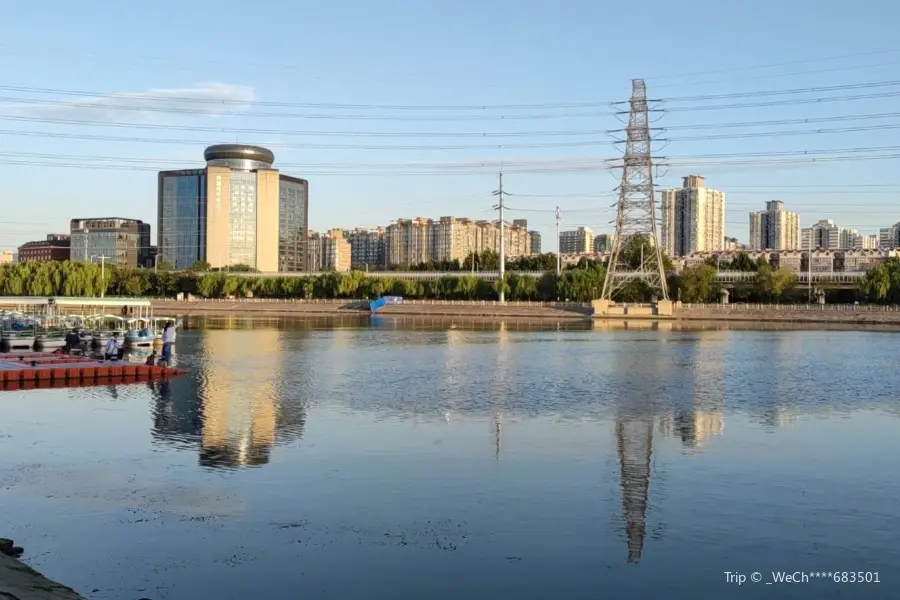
[616,419,653,563]
[150,328,307,469]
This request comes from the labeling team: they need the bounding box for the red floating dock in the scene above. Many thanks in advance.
[0,352,187,390]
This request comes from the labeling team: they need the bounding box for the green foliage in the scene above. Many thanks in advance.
[673,264,720,303]
[0,260,626,303]
[859,258,900,303]
[729,251,757,272]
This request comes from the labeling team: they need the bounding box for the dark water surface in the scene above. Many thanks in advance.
[2,317,899,599]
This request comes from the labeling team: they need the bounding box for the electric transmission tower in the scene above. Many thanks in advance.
[601,79,668,302]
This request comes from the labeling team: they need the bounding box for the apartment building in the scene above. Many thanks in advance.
[659,175,726,257]
[347,227,386,270]
[749,201,800,250]
[879,222,900,248]
[308,229,351,272]
[384,216,531,266]
[529,231,542,254]
[559,227,594,254]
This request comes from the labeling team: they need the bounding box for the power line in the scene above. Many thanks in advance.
[0,84,616,112]
[653,79,900,103]
[0,96,617,121]
[657,90,900,113]
[644,47,900,81]
[0,114,615,138]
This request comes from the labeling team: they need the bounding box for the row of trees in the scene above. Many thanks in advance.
[4,246,900,303]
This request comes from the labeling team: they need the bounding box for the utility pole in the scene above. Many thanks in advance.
[83,228,89,263]
[492,171,506,303]
[807,227,812,304]
[556,205,562,275]
[96,255,110,298]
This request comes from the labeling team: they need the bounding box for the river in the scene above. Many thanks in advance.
[1,317,898,599]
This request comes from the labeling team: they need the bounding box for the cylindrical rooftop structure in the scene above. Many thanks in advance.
[204,144,275,170]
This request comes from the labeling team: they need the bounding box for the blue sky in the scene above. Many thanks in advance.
[2,0,900,250]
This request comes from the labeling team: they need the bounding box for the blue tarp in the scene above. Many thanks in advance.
[369,296,404,312]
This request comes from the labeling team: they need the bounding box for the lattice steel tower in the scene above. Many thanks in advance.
[601,79,669,301]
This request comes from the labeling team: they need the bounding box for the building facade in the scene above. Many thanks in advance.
[659,175,725,257]
[69,217,151,268]
[0,250,14,264]
[851,233,878,249]
[559,227,594,254]
[17,234,70,263]
[749,201,800,250]
[348,227,386,270]
[800,219,843,250]
[529,231,542,254]
[158,145,309,271]
[308,229,351,272]
[384,216,531,267]
[879,222,900,248]
[594,234,612,253]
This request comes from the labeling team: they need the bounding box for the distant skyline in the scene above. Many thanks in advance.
[2,0,900,250]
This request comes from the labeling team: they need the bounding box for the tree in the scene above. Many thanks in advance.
[676,264,719,303]
[729,251,756,272]
[754,263,796,302]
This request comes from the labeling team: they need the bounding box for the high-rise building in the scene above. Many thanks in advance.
[594,234,612,253]
[800,219,845,249]
[749,201,800,250]
[384,216,531,266]
[307,229,352,272]
[879,222,900,248]
[529,231,542,254]
[850,233,878,249]
[322,229,351,272]
[157,145,309,271]
[70,218,151,268]
[559,227,594,254]
[348,227,386,270]
[17,234,70,263]
[659,175,725,257]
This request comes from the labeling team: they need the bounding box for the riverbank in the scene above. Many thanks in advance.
[675,304,900,325]
[0,542,86,600]
[150,299,593,319]
[149,299,900,325]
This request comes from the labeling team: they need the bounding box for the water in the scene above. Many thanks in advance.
[2,317,899,599]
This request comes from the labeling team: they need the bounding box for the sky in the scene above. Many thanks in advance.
[2,0,900,251]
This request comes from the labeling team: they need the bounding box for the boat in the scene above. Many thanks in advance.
[124,317,155,347]
[33,317,69,349]
[86,314,127,347]
[1,312,37,350]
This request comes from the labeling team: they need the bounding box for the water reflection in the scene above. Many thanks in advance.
[150,329,307,469]
[4,320,900,599]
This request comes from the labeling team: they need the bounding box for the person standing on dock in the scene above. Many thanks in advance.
[104,333,121,361]
[161,321,176,363]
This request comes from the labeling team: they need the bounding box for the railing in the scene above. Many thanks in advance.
[680,303,900,312]
[148,297,590,309]
[221,269,866,283]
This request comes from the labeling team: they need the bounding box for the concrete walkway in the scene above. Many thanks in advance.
[0,550,86,600]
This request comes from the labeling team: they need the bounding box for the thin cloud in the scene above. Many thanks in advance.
[10,82,256,122]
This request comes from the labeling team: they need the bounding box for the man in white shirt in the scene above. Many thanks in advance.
[104,334,120,360]
[161,322,176,363]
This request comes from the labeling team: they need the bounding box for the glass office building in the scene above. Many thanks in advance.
[157,145,309,271]
[70,218,151,268]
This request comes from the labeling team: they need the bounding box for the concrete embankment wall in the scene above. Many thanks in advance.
[0,552,86,600]
[675,306,900,324]
[150,300,593,320]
